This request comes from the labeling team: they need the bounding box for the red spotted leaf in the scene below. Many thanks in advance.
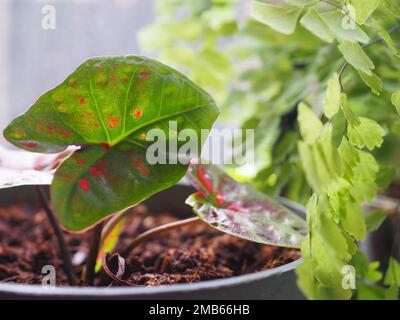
[185,163,307,248]
[4,56,219,231]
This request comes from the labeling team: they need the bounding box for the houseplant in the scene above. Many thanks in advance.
[0,55,307,299]
[138,0,400,299]
[1,0,399,300]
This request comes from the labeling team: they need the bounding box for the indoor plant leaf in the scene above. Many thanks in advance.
[250,1,302,35]
[363,210,387,232]
[323,73,341,118]
[384,257,400,286]
[298,102,322,143]
[359,71,383,95]
[376,25,399,56]
[0,146,73,188]
[384,257,400,300]
[0,167,53,189]
[320,11,370,44]
[185,163,308,248]
[391,91,400,115]
[338,41,375,76]
[300,8,335,43]
[4,56,219,231]
[347,117,385,150]
[349,0,380,25]
[285,0,317,7]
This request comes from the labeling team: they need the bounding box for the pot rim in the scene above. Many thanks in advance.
[0,259,302,297]
[0,184,306,297]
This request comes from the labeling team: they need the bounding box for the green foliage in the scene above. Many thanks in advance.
[392,91,400,115]
[349,0,380,25]
[384,257,400,300]
[385,257,400,286]
[4,56,218,231]
[352,251,386,300]
[363,210,387,232]
[338,41,374,75]
[141,0,400,300]
[250,2,302,35]
[347,117,385,150]
[323,73,341,118]
[359,71,383,95]
[297,102,322,143]
[321,11,369,44]
[352,251,382,283]
[296,105,379,298]
[300,8,334,43]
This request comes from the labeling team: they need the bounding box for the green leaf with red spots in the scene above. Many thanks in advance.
[4,56,219,231]
[185,163,307,248]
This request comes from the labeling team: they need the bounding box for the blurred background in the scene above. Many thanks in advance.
[0,0,155,142]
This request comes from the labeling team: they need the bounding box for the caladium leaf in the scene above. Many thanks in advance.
[0,168,53,189]
[0,146,73,188]
[4,56,219,231]
[185,163,307,248]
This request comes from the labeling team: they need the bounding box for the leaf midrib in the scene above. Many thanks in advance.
[123,60,144,134]
[56,101,215,223]
[89,68,111,143]
[121,101,213,144]
[69,101,213,147]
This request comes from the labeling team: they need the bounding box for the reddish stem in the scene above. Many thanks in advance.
[121,217,201,257]
[83,221,104,286]
[36,187,77,286]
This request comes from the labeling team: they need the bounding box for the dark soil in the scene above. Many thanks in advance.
[0,204,300,287]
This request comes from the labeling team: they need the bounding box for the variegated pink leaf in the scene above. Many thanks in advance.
[186,163,307,248]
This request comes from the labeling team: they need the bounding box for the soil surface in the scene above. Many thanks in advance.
[0,204,300,287]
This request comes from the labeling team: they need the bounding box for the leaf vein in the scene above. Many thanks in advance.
[88,68,111,143]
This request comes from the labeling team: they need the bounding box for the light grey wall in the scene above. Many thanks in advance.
[0,1,10,132]
[0,0,154,140]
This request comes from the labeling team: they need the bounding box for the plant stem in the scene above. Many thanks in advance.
[122,216,201,257]
[36,187,77,286]
[319,0,342,10]
[100,208,130,246]
[338,22,400,91]
[83,221,104,286]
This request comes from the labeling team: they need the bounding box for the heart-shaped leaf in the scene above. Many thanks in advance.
[0,167,53,189]
[185,163,307,248]
[0,146,73,188]
[4,56,219,231]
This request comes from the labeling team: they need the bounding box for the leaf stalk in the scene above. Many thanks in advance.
[83,221,104,286]
[36,187,77,286]
[338,22,400,91]
[121,216,201,257]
